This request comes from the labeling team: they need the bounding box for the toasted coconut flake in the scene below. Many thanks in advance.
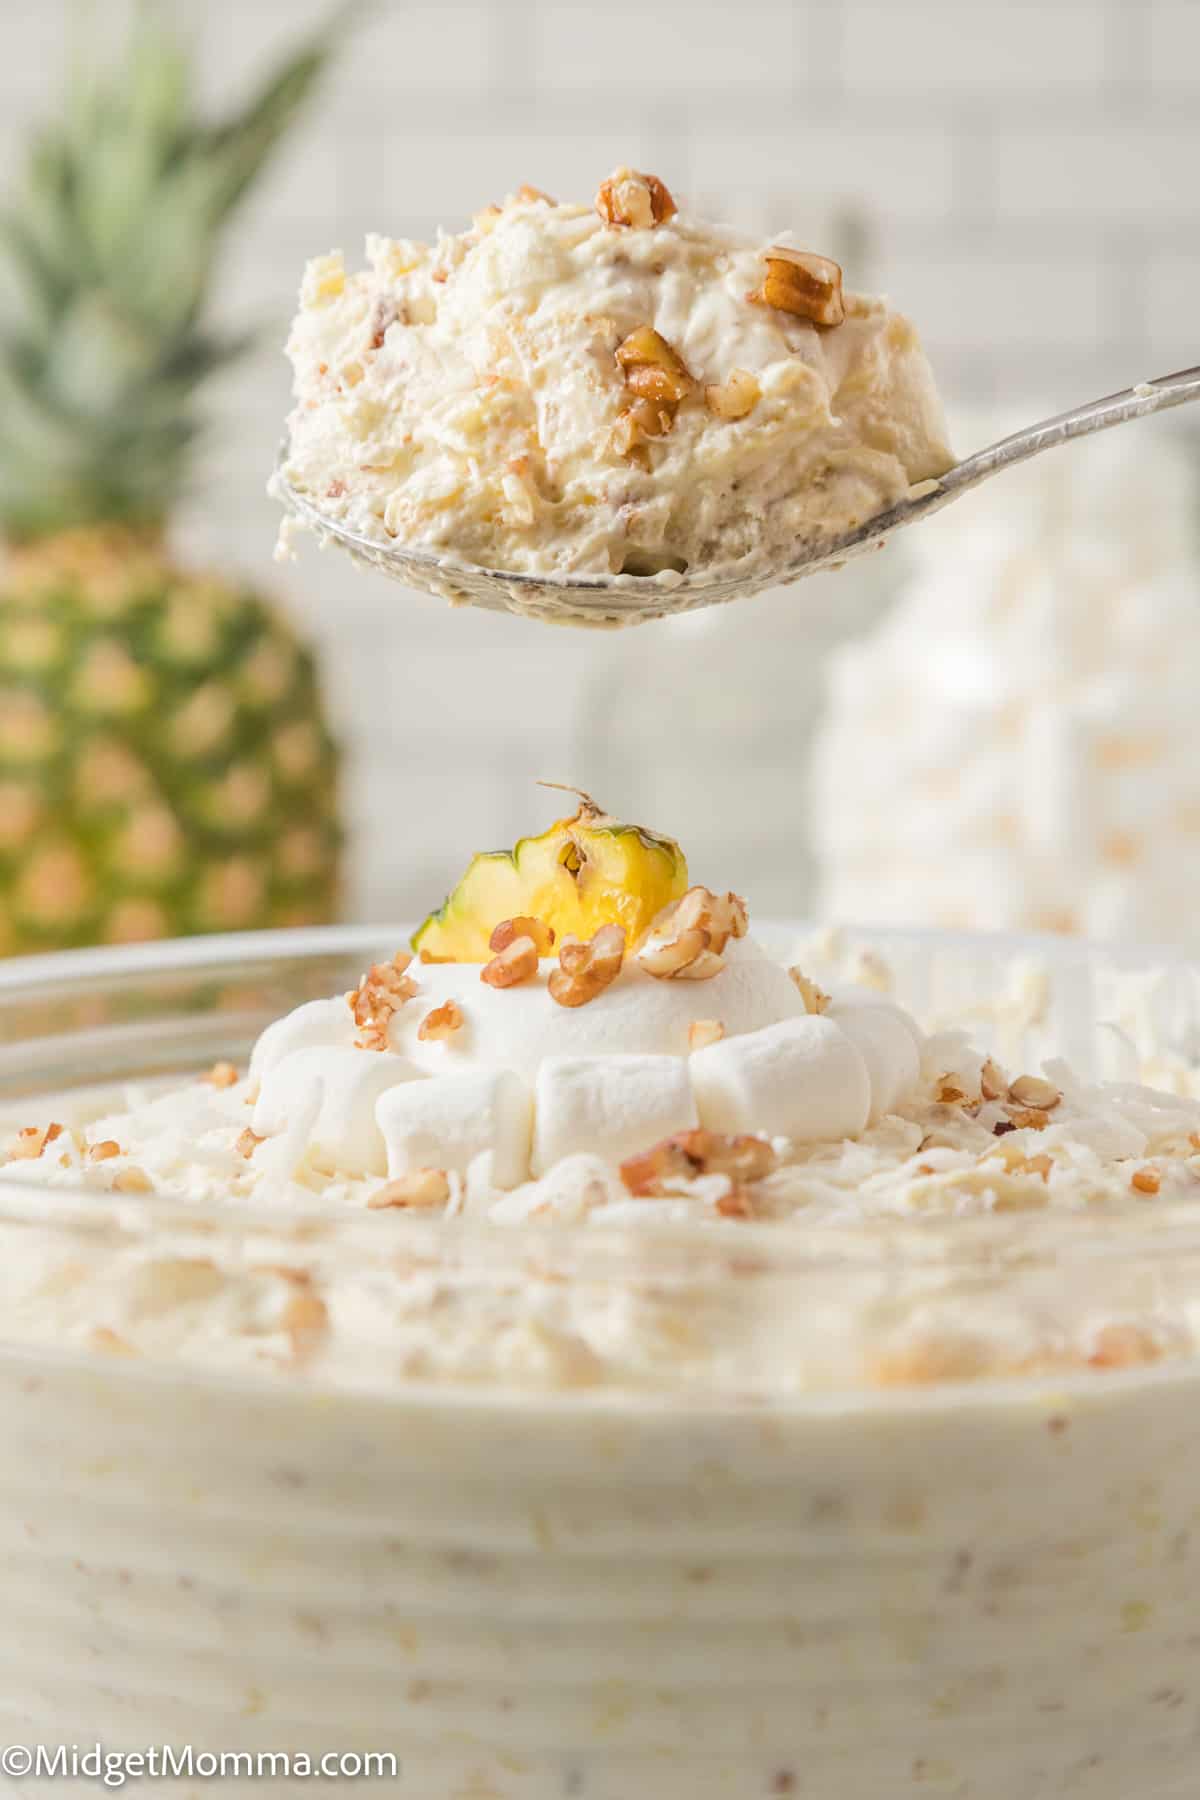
[90,1326,137,1356]
[549,924,626,1008]
[490,916,555,956]
[1132,1167,1162,1196]
[751,247,845,326]
[715,1188,756,1220]
[87,1140,122,1163]
[236,1128,263,1160]
[688,1019,725,1051]
[621,1128,777,1197]
[481,935,539,989]
[252,1263,313,1287]
[281,1291,328,1352]
[980,1058,1008,1102]
[113,1167,153,1193]
[204,1061,239,1089]
[595,168,677,230]
[788,968,831,1015]
[418,999,465,1042]
[369,1168,452,1211]
[514,184,556,206]
[10,1122,64,1160]
[937,1076,973,1106]
[1008,1108,1051,1132]
[1088,1323,1164,1369]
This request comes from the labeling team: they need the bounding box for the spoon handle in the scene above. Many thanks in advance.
[941,363,1200,502]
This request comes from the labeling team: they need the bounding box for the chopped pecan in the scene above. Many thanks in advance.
[637,886,747,981]
[348,951,417,1049]
[368,297,401,350]
[615,327,693,405]
[704,368,760,420]
[621,1128,777,1196]
[613,397,674,465]
[490,916,555,956]
[715,1187,757,1220]
[1007,1074,1061,1111]
[548,923,626,1008]
[418,999,464,1041]
[613,326,693,460]
[751,246,845,326]
[368,1168,452,1210]
[595,168,677,230]
[481,936,539,989]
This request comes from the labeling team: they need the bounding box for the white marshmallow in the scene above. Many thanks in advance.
[376,1068,532,1189]
[532,1054,698,1176]
[830,984,925,1054]
[253,1046,422,1177]
[689,1016,871,1143]
[827,1001,921,1122]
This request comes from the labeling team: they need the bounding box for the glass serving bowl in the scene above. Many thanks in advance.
[1,924,1200,1800]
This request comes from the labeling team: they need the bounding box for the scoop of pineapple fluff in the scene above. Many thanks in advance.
[248,794,923,1189]
[280,169,952,580]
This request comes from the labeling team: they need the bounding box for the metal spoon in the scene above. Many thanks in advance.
[272,363,1200,630]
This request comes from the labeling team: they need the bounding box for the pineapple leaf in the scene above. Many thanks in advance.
[0,1,350,540]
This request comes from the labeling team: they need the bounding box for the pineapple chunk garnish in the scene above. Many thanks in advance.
[411,790,688,963]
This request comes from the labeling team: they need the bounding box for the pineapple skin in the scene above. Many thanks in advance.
[0,530,342,952]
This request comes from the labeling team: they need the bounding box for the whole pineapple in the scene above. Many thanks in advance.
[0,9,344,953]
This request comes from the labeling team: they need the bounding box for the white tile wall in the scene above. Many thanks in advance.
[2,0,1197,925]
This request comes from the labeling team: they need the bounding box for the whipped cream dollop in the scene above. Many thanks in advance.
[812,427,1200,944]
[248,938,924,1185]
[280,171,952,581]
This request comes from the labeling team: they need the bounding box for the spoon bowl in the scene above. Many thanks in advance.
[272,364,1200,630]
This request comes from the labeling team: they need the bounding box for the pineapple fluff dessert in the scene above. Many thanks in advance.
[0,11,343,952]
[278,169,952,581]
[6,794,1200,1392]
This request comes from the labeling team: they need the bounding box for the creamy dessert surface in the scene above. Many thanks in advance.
[5,899,1200,1395]
[279,168,952,580]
